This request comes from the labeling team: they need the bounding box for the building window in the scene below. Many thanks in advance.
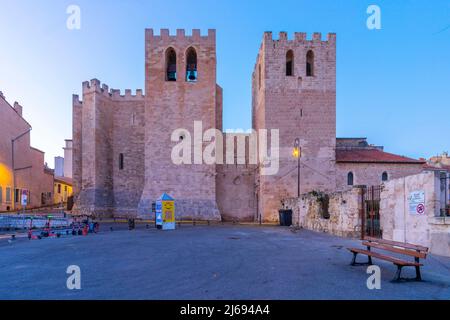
[119,153,124,170]
[65,185,67,192]
[0,186,2,203]
[58,184,61,194]
[306,50,314,77]
[15,188,20,203]
[165,47,177,81]
[6,187,11,202]
[186,47,197,82]
[382,172,388,182]
[347,172,354,186]
[286,50,294,76]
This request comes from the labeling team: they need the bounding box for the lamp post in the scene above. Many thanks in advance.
[292,138,301,198]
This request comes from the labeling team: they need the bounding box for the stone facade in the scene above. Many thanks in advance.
[72,29,426,222]
[0,92,54,211]
[72,81,145,216]
[336,162,423,190]
[137,29,220,220]
[380,172,450,257]
[252,32,337,222]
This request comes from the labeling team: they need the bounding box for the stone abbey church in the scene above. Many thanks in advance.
[72,28,424,222]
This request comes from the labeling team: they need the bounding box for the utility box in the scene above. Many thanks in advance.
[155,193,175,230]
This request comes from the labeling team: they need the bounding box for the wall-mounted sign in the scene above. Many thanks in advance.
[408,190,426,215]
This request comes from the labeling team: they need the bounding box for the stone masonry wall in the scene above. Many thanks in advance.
[336,162,424,191]
[216,133,257,222]
[284,187,362,238]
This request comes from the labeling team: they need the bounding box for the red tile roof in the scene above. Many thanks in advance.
[423,163,450,172]
[336,149,425,164]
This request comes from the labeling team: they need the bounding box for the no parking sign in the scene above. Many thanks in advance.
[408,190,426,215]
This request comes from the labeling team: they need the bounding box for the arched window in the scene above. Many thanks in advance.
[306,50,314,77]
[286,50,294,76]
[347,172,354,186]
[186,47,197,82]
[382,172,388,182]
[165,47,177,81]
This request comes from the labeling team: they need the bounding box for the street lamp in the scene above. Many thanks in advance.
[292,138,301,198]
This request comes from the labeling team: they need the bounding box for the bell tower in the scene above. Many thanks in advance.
[138,29,222,220]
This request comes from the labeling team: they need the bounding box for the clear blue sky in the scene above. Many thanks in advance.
[0,0,448,165]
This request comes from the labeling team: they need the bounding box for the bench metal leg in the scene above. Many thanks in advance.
[392,265,423,282]
[393,265,403,282]
[350,252,372,266]
[415,266,422,281]
[351,252,357,266]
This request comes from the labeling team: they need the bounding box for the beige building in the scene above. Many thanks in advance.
[53,176,73,204]
[0,91,54,211]
[72,29,425,221]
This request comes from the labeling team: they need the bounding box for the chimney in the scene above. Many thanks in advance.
[13,102,23,117]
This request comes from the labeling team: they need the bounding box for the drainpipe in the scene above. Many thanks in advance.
[11,128,32,211]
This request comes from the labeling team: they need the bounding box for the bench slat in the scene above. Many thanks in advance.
[364,236,428,252]
[362,242,427,259]
[348,248,422,267]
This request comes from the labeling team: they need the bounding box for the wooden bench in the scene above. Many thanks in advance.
[348,237,429,282]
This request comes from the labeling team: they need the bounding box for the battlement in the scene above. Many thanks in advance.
[264,31,336,45]
[145,28,216,44]
[73,94,82,105]
[81,79,144,101]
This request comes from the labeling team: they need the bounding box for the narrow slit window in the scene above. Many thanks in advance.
[286,50,294,76]
[258,64,261,89]
[306,50,314,77]
[119,153,124,170]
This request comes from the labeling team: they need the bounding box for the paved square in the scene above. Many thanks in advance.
[1,225,449,300]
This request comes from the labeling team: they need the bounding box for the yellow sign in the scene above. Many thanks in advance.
[163,201,175,223]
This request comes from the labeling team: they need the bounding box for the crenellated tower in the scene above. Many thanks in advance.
[252,31,337,222]
[138,29,222,220]
[72,79,145,216]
